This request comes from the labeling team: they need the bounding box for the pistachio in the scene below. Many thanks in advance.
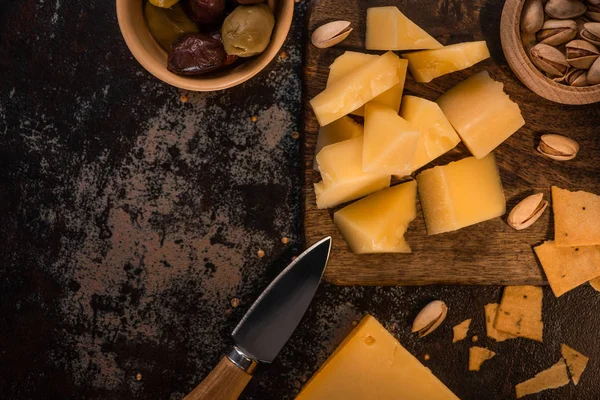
[412,300,448,338]
[588,56,600,84]
[521,0,545,33]
[536,19,578,45]
[311,21,352,49]
[530,43,570,76]
[587,4,600,22]
[537,134,580,161]
[545,0,587,19]
[565,39,600,68]
[508,193,548,230]
[565,68,589,85]
[581,22,600,45]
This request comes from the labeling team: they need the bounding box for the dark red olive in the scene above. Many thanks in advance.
[184,0,226,25]
[167,33,226,75]
[209,32,239,66]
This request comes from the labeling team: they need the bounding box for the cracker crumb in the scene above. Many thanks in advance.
[279,50,288,60]
[291,131,300,140]
[281,236,290,244]
[351,320,358,326]
[257,249,265,258]
[135,373,142,381]
[472,335,479,343]
[424,354,430,361]
[293,380,302,389]
[291,256,297,260]
[230,298,240,308]
[251,115,258,122]
[180,95,189,103]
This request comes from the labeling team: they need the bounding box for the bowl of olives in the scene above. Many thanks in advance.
[116,0,294,91]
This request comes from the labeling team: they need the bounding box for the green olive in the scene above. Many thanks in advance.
[144,1,199,51]
[149,0,179,8]
[222,4,275,57]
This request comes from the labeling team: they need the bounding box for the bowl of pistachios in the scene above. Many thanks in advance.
[116,0,294,91]
[501,0,600,104]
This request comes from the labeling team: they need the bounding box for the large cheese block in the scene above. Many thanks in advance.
[436,71,525,159]
[327,52,407,117]
[296,314,459,400]
[315,137,390,209]
[402,41,491,83]
[334,180,417,254]
[400,95,461,173]
[363,104,420,175]
[416,154,506,235]
[313,116,363,169]
[366,6,443,51]
[310,52,403,126]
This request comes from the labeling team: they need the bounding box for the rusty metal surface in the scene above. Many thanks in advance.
[0,1,599,399]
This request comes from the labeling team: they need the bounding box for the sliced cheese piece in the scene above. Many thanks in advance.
[436,71,525,159]
[468,346,496,371]
[402,41,491,83]
[495,285,544,342]
[515,360,570,399]
[400,95,461,173]
[484,303,517,342]
[366,6,443,51]
[452,319,471,343]
[315,137,390,209]
[334,180,417,254]
[313,116,364,169]
[327,52,406,117]
[363,104,420,175]
[533,241,600,297]
[552,186,600,247]
[310,51,404,126]
[416,154,506,235]
[561,344,589,385]
[296,314,460,400]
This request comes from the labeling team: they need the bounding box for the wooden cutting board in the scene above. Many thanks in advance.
[302,0,600,286]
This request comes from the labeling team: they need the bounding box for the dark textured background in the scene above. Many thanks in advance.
[0,1,598,399]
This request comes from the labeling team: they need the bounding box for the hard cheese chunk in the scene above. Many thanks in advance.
[437,71,525,159]
[402,41,491,83]
[313,116,363,169]
[416,154,506,235]
[400,95,461,173]
[296,314,459,400]
[315,137,390,209]
[327,52,406,117]
[366,6,442,51]
[363,104,420,175]
[334,180,417,254]
[552,186,600,247]
[310,51,403,126]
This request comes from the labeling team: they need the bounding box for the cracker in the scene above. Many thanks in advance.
[590,277,600,292]
[484,303,517,342]
[561,344,589,385]
[495,286,544,342]
[515,360,570,398]
[534,241,600,297]
[552,186,600,247]
[452,319,471,343]
[468,346,495,371]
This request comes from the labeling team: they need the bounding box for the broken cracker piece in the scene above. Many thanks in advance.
[552,186,600,247]
[561,344,589,385]
[515,360,570,398]
[590,277,600,292]
[484,303,517,342]
[452,319,471,343]
[495,286,544,342]
[469,346,495,371]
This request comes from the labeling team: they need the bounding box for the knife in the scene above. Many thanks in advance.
[183,236,332,400]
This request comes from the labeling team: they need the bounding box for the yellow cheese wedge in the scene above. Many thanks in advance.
[400,95,461,173]
[327,51,407,117]
[436,71,525,159]
[366,6,443,51]
[310,52,404,126]
[363,104,420,175]
[416,154,506,235]
[315,137,390,209]
[313,116,363,169]
[296,314,460,400]
[334,180,417,254]
[402,41,491,83]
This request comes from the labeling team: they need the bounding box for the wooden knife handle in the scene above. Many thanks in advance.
[184,356,253,400]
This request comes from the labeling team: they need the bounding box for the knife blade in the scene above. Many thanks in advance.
[184,236,332,400]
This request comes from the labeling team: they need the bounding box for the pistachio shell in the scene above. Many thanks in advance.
[545,0,587,19]
[536,19,578,45]
[581,22,600,45]
[537,134,580,161]
[311,21,352,49]
[508,193,548,230]
[521,0,545,33]
[530,43,570,76]
[566,39,600,68]
[588,57,600,84]
[412,300,448,338]
[565,68,588,85]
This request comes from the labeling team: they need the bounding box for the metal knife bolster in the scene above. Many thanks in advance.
[227,346,259,374]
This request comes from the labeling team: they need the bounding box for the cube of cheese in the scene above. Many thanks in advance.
[315,137,390,209]
[366,6,443,51]
[327,52,407,117]
[310,52,404,126]
[363,104,420,175]
[416,154,506,235]
[313,116,363,169]
[334,180,417,254]
[400,95,461,173]
[436,71,525,159]
[296,315,460,400]
[402,41,491,83]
